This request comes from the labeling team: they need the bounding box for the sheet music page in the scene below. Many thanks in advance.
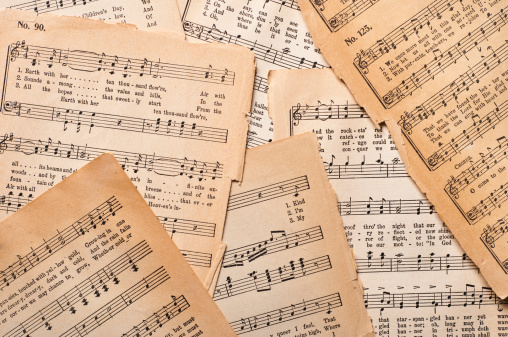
[0,153,238,337]
[297,0,508,297]
[0,9,255,287]
[269,68,508,336]
[179,0,329,148]
[211,132,374,336]
[0,0,184,36]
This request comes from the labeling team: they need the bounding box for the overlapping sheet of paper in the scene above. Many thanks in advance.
[0,9,255,286]
[211,132,374,336]
[0,0,183,36]
[298,0,508,297]
[0,153,237,337]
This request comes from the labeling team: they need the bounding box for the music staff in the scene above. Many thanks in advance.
[227,175,310,211]
[445,136,508,198]
[8,42,234,85]
[120,295,190,337]
[364,284,507,312]
[3,241,152,337]
[382,7,507,107]
[158,216,216,238]
[0,191,32,214]
[214,255,331,301]
[481,214,508,249]
[8,0,98,14]
[325,161,408,179]
[0,196,120,291]
[182,21,327,71]
[464,181,508,224]
[354,0,463,70]
[263,0,300,11]
[180,250,212,268]
[246,131,272,148]
[229,292,342,335]
[253,75,269,93]
[222,226,324,268]
[60,267,170,337]
[0,134,224,180]
[291,101,367,126]
[2,101,229,143]
[338,197,435,216]
[356,252,478,274]
[399,41,508,133]
[427,100,508,169]
[316,0,381,32]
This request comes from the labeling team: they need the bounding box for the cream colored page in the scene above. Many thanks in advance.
[179,0,329,148]
[269,68,508,336]
[0,0,183,36]
[298,0,508,297]
[212,132,373,336]
[0,9,255,286]
[0,153,237,337]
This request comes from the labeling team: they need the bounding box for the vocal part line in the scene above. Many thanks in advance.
[120,295,190,337]
[60,267,170,337]
[2,101,229,143]
[313,0,382,33]
[246,131,272,148]
[180,250,212,268]
[227,175,309,211]
[222,226,324,268]
[214,255,331,301]
[427,100,508,170]
[463,181,508,224]
[290,101,368,127]
[0,196,120,292]
[0,192,33,214]
[9,42,235,85]
[0,134,224,180]
[381,7,507,108]
[158,216,216,238]
[338,197,435,216]
[182,21,327,71]
[3,240,152,337]
[8,0,99,14]
[230,292,342,334]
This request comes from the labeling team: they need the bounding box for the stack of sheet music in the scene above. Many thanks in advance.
[0,0,505,335]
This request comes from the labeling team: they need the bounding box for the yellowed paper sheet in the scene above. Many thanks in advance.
[212,132,373,336]
[0,153,237,336]
[0,0,184,36]
[297,0,508,297]
[0,9,255,287]
[269,68,508,335]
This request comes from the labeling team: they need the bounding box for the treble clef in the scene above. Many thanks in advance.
[0,133,10,154]
[483,226,495,248]
[10,41,27,62]
[292,104,302,126]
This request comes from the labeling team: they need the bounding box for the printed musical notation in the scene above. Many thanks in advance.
[0,134,224,180]
[290,101,367,127]
[2,101,229,143]
[214,255,331,300]
[356,252,478,274]
[463,181,508,224]
[324,160,408,179]
[354,0,463,71]
[0,192,32,213]
[8,0,98,14]
[364,284,507,312]
[399,41,508,134]
[227,176,310,211]
[3,241,152,337]
[158,216,216,238]
[0,196,120,291]
[263,0,300,11]
[229,292,342,335]
[121,295,190,337]
[427,101,508,169]
[180,250,212,268]
[381,7,508,108]
[338,197,435,216]
[8,42,235,85]
[480,214,508,273]
[60,267,170,337]
[311,0,381,32]
[222,226,324,268]
[246,131,271,148]
[254,75,268,93]
[182,21,327,71]
[445,136,508,198]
